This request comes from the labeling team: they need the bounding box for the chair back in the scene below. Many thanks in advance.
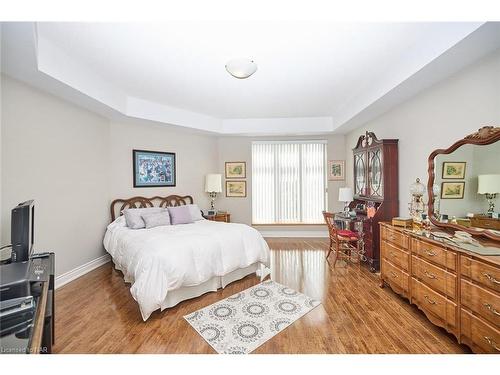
[322,211,340,242]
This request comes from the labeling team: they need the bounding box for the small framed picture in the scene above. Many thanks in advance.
[225,162,246,179]
[442,162,466,179]
[328,160,345,181]
[226,180,247,197]
[133,150,176,187]
[441,182,465,199]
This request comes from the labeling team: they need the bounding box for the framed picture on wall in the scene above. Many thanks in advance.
[225,161,246,179]
[441,182,465,199]
[328,160,345,181]
[442,161,466,179]
[133,149,176,187]
[226,180,247,197]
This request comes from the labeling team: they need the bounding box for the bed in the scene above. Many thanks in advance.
[103,195,270,321]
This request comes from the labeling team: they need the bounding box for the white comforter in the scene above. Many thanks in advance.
[103,217,269,320]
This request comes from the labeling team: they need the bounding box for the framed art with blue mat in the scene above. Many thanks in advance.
[133,149,176,187]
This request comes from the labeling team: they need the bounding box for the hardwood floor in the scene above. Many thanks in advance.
[53,238,470,354]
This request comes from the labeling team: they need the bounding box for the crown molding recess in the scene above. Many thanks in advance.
[2,22,500,136]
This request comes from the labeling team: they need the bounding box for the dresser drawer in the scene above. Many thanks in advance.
[461,309,500,353]
[413,238,456,271]
[381,240,409,272]
[382,227,409,249]
[381,258,410,295]
[412,256,457,300]
[470,216,500,230]
[412,278,457,334]
[461,279,500,327]
[461,256,500,293]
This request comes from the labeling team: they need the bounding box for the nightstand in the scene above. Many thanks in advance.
[204,213,231,223]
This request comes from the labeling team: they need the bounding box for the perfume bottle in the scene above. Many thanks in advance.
[421,214,431,235]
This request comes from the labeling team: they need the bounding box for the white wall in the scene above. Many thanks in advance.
[108,120,217,211]
[216,134,346,231]
[1,75,110,275]
[345,49,500,217]
[1,76,218,276]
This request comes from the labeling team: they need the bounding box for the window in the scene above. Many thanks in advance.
[252,140,327,224]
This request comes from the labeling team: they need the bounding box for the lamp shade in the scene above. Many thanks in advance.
[205,174,222,193]
[338,187,353,202]
[478,174,500,194]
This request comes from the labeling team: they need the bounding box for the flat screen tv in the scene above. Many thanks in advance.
[11,200,35,263]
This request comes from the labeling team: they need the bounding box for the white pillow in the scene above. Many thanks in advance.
[123,207,167,229]
[142,211,171,229]
[186,204,204,221]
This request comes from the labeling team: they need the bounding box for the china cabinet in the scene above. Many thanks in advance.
[351,131,399,271]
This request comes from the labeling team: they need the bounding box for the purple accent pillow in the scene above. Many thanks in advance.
[168,206,194,225]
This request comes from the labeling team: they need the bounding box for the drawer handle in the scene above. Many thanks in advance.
[423,294,437,305]
[483,272,500,285]
[424,250,436,257]
[483,303,500,317]
[483,336,500,352]
[390,271,398,278]
[424,270,437,280]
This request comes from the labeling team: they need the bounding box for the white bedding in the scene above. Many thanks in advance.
[103,217,270,320]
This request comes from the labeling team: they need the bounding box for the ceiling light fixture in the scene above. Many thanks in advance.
[225,58,257,79]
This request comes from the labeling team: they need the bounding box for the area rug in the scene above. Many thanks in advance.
[183,280,321,354]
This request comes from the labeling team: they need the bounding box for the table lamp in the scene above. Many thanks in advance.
[478,174,500,213]
[338,187,354,216]
[205,174,222,211]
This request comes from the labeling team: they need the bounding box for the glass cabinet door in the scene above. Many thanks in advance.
[368,148,383,198]
[354,152,367,196]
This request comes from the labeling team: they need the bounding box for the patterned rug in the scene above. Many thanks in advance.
[183,280,321,354]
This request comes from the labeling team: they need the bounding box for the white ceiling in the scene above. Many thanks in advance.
[2,22,500,135]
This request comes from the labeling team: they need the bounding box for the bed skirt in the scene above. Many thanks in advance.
[161,263,261,309]
[112,260,266,315]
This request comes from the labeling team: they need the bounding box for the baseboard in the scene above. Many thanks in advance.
[259,230,328,238]
[55,254,111,289]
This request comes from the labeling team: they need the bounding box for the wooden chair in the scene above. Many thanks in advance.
[322,211,362,267]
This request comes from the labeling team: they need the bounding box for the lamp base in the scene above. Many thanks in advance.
[208,191,217,210]
[486,193,497,213]
[343,202,350,217]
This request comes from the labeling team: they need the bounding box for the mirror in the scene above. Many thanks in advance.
[428,126,500,240]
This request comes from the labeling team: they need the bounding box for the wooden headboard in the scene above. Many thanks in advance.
[110,195,194,222]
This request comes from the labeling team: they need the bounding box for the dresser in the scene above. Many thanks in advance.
[380,223,500,353]
[470,215,500,231]
[351,132,399,272]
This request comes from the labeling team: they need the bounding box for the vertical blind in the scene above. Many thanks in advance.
[252,141,327,224]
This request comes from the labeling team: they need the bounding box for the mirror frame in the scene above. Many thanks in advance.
[427,125,500,241]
